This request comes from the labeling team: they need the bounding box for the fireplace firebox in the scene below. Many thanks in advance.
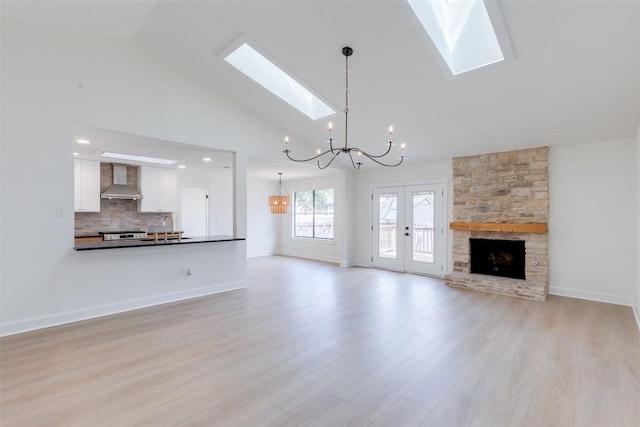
[470,238,525,280]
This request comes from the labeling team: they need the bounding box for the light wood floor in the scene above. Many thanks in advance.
[1,256,639,426]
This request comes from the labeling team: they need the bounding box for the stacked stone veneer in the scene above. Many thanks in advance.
[75,163,170,236]
[445,147,549,301]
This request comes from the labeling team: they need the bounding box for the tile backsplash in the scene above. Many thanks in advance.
[75,163,172,236]
[75,200,170,236]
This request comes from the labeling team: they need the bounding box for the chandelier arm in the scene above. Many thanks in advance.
[317,151,341,169]
[284,148,335,163]
[328,138,341,155]
[347,150,362,170]
[360,151,405,167]
[350,143,393,159]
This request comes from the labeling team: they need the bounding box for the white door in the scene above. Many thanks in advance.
[180,187,208,237]
[372,183,446,276]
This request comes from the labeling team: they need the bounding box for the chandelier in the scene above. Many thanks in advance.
[269,173,290,214]
[283,47,405,170]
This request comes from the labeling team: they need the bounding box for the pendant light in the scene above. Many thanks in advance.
[269,173,290,214]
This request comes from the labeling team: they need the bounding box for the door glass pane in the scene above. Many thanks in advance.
[412,191,434,263]
[378,193,398,259]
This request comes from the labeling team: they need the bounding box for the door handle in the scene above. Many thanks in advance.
[405,232,410,236]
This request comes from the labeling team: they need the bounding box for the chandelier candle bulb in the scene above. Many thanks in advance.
[389,126,393,135]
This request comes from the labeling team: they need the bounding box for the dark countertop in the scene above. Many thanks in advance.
[74,235,245,251]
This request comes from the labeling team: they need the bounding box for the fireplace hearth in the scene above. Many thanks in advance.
[470,238,525,280]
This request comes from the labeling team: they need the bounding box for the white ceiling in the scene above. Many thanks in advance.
[4,0,640,176]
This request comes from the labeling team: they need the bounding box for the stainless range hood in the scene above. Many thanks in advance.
[100,164,143,200]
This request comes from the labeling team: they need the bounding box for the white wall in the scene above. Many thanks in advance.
[353,160,453,268]
[549,138,637,305]
[280,172,348,265]
[0,21,286,335]
[247,176,281,258]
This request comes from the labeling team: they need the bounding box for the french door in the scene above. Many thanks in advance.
[372,183,446,276]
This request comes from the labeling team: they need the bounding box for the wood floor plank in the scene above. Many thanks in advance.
[208,397,285,427]
[1,256,637,426]
[418,354,511,426]
[369,396,432,427]
[319,358,431,426]
[574,358,625,426]
[522,360,579,427]
[266,390,346,427]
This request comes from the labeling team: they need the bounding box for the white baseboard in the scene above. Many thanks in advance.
[549,287,634,307]
[351,260,372,268]
[633,305,640,332]
[340,261,358,268]
[247,250,278,258]
[279,250,341,265]
[0,281,247,337]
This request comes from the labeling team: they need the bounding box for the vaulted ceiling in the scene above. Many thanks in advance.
[3,0,640,170]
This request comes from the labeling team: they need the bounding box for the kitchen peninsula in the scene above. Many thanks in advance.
[75,235,245,251]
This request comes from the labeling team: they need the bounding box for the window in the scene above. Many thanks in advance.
[294,189,334,239]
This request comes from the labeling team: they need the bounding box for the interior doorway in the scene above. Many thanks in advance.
[371,183,446,276]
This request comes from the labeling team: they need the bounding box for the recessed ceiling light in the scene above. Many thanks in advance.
[224,43,335,120]
[100,152,177,165]
[203,157,212,162]
[178,165,187,169]
[76,139,91,144]
[73,152,79,156]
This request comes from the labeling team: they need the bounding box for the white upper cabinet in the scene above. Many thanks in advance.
[158,168,177,212]
[138,166,177,212]
[74,159,101,212]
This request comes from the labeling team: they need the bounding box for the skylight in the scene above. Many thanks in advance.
[224,43,335,120]
[100,152,176,165]
[408,0,504,75]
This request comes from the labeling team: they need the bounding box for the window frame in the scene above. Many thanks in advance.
[293,188,334,240]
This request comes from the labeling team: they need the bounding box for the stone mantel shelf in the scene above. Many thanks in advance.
[449,222,548,234]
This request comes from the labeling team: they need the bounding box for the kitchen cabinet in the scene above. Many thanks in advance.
[138,166,177,212]
[74,159,101,212]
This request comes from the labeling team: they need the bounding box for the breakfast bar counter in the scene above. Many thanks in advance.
[74,235,244,251]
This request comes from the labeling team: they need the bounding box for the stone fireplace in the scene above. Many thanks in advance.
[445,147,549,301]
